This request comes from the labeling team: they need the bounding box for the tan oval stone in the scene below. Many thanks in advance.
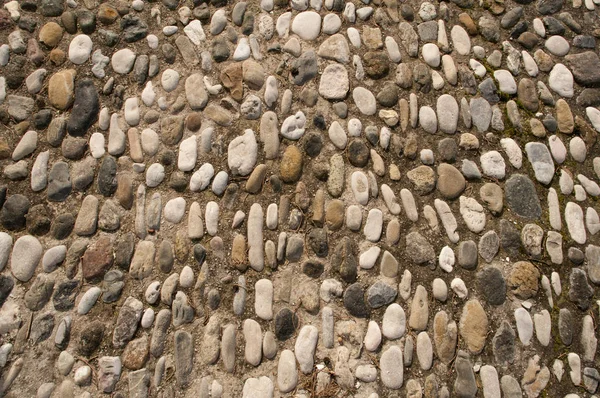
[39,22,64,48]
[48,69,76,110]
[556,99,574,134]
[280,146,303,183]
[459,299,488,354]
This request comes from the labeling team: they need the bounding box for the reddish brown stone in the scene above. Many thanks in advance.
[81,236,114,281]
[122,336,149,370]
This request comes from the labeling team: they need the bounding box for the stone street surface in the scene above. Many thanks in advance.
[0,0,599,396]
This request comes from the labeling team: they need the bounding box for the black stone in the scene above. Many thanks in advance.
[133,55,149,85]
[26,204,51,236]
[542,115,558,133]
[67,79,99,137]
[102,270,124,303]
[62,137,88,160]
[365,126,379,146]
[120,14,148,42]
[193,244,207,265]
[565,51,600,87]
[504,174,542,219]
[492,321,515,364]
[558,308,573,345]
[400,4,414,20]
[363,51,390,79]
[290,51,318,85]
[212,38,230,63]
[543,16,565,35]
[537,0,563,13]
[24,274,55,311]
[53,280,80,311]
[438,138,458,163]
[0,194,30,231]
[568,247,585,264]
[4,56,26,89]
[332,237,358,283]
[509,21,528,39]
[78,321,105,356]
[98,29,119,47]
[458,64,477,95]
[499,219,521,256]
[479,78,500,104]
[573,35,596,49]
[0,186,6,210]
[61,11,77,34]
[457,240,478,270]
[77,10,96,34]
[478,267,506,305]
[569,268,594,310]
[347,140,370,168]
[33,109,53,130]
[241,13,254,35]
[313,114,326,130]
[159,149,176,166]
[304,132,322,158]
[51,213,75,240]
[343,283,370,318]
[366,281,397,309]
[48,161,72,202]
[98,156,118,196]
[0,275,14,308]
[308,228,328,257]
[274,308,298,341]
[302,259,325,278]
[115,232,135,269]
[30,312,54,343]
[18,16,37,33]
[376,83,399,107]
[413,63,432,93]
[20,0,37,11]
[207,289,220,310]
[39,0,65,16]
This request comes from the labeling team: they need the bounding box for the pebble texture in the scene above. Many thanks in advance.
[0,0,597,397]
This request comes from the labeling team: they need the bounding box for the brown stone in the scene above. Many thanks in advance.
[556,99,574,134]
[81,235,114,281]
[220,62,243,101]
[242,59,265,90]
[185,112,202,132]
[459,13,478,35]
[0,137,10,159]
[406,165,436,195]
[436,163,465,199]
[123,336,149,370]
[433,310,458,364]
[311,189,325,227]
[325,199,345,230]
[245,164,268,193]
[534,49,554,73]
[280,146,303,183]
[48,69,76,110]
[97,4,119,25]
[508,261,539,299]
[231,233,247,271]
[459,299,488,354]
[115,173,133,210]
[38,22,64,48]
[49,49,66,65]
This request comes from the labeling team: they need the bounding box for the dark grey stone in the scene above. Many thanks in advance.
[343,283,370,318]
[504,174,542,219]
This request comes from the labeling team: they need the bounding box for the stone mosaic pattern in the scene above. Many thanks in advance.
[0,0,599,396]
